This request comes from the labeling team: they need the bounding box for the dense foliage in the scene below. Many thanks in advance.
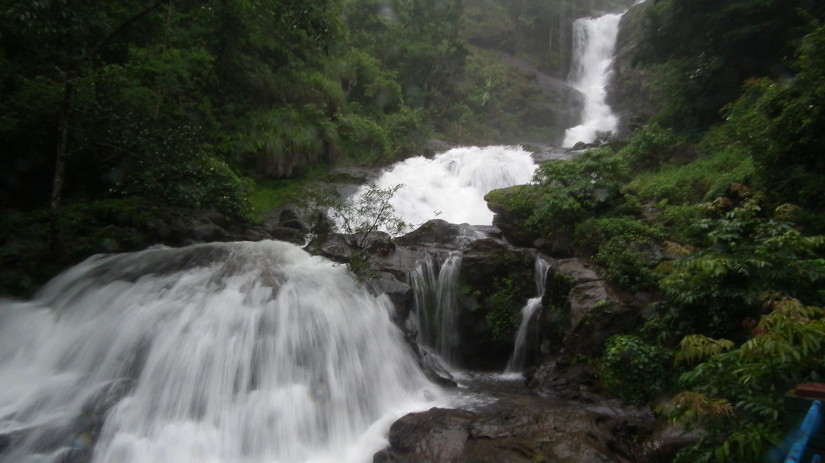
[633,0,825,130]
[486,14,825,461]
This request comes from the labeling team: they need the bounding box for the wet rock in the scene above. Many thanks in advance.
[529,258,643,399]
[484,185,541,248]
[417,350,457,387]
[386,408,474,461]
[375,393,655,463]
[641,423,705,463]
[396,220,469,250]
[305,231,394,264]
[269,227,305,245]
[367,272,413,322]
[454,239,536,370]
[607,0,663,137]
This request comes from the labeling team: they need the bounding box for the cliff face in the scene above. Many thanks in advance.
[607,0,664,136]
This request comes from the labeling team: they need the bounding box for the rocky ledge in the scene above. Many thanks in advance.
[374,389,655,463]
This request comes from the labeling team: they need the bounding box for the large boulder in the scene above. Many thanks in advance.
[396,219,486,250]
[454,239,537,370]
[528,258,643,400]
[374,393,654,463]
[484,185,542,249]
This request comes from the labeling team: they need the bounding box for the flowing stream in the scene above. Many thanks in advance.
[0,241,443,463]
[562,12,624,147]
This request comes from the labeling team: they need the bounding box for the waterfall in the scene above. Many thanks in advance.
[562,12,624,147]
[505,257,551,373]
[355,146,537,230]
[0,241,442,463]
[408,254,462,366]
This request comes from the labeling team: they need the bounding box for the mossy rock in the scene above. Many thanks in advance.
[454,239,536,370]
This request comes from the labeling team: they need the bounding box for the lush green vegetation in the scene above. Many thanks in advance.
[2,0,644,295]
[485,5,825,457]
[2,1,825,460]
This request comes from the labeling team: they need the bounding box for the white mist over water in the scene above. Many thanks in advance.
[360,146,537,229]
[0,241,443,463]
[562,12,623,147]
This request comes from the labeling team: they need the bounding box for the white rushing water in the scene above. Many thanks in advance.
[358,146,537,230]
[408,254,462,366]
[562,12,623,147]
[0,241,443,463]
[505,257,551,373]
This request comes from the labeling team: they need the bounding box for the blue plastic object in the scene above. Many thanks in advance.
[785,400,823,463]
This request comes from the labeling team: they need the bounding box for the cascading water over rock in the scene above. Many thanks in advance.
[0,241,442,463]
[562,12,624,147]
[408,254,463,367]
[505,257,551,373]
[355,146,537,230]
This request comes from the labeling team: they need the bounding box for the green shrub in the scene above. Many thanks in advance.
[669,297,825,463]
[486,277,526,344]
[657,198,825,341]
[110,126,253,219]
[601,334,673,404]
[618,123,682,168]
[528,147,630,236]
[575,217,663,290]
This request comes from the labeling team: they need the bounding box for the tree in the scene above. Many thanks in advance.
[722,22,825,216]
[315,184,407,280]
[634,0,825,130]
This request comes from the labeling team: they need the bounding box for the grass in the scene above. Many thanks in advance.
[626,145,755,205]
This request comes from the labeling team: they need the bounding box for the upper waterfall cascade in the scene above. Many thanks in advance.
[0,241,443,463]
[562,11,624,147]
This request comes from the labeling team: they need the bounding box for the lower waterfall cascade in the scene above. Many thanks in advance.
[408,254,463,367]
[505,257,551,373]
[0,241,444,463]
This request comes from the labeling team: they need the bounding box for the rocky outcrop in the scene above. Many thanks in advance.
[374,393,654,463]
[529,258,644,400]
[483,185,541,248]
[454,239,537,370]
[607,0,663,136]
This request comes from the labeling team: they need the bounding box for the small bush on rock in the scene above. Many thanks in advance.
[600,334,673,404]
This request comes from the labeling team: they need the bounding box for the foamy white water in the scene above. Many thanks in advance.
[409,254,462,366]
[360,146,537,230]
[562,12,623,147]
[0,241,443,463]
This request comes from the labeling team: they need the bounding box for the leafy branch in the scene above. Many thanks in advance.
[313,183,407,280]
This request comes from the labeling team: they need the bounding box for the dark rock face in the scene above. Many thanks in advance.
[395,219,473,250]
[375,393,655,463]
[454,239,536,370]
[607,0,664,136]
[529,258,643,400]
